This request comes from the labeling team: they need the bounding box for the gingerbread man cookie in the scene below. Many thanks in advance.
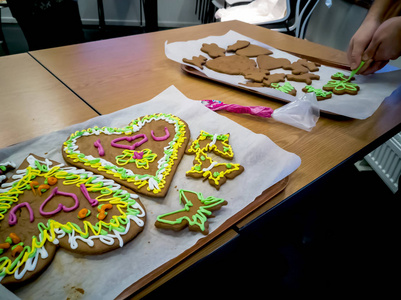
[262,73,286,87]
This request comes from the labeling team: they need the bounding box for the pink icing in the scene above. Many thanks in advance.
[80,184,99,207]
[8,202,35,225]
[133,151,144,159]
[94,139,105,156]
[39,187,80,216]
[151,127,170,141]
[111,134,148,150]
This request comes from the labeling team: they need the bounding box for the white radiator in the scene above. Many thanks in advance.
[365,132,401,194]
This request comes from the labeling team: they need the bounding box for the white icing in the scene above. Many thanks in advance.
[202,161,218,172]
[209,134,218,148]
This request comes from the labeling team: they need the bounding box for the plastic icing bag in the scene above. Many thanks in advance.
[271,93,320,131]
[201,100,274,118]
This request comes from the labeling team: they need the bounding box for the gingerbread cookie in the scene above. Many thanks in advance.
[236,44,273,57]
[244,69,270,82]
[302,85,332,100]
[286,73,320,85]
[205,55,257,75]
[239,81,265,88]
[257,55,292,70]
[227,40,250,52]
[297,59,321,72]
[262,73,286,87]
[155,189,227,235]
[0,161,16,185]
[331,72,355,81]
[62,113,190,198]
[323,79,360,95]
[0,154,146,286]
[183,55,208,69]
[186,150,244,190]
[271,82,297,96]
[201,43,226,58]
[186,131,234,160]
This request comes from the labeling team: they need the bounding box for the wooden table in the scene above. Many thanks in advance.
[6,20,401,297]
[0,53,99,149]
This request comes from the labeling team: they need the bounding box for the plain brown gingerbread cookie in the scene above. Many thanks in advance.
[257,55,292,70]
[236,44,273,57]
[201,43,226,58]
[286,73,320,85]
[262,73,286,87]
[227,40,250,52]
[183,55,208,69]
[205,55,257,75]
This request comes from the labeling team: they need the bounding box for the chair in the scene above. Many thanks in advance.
[215,0,320,39]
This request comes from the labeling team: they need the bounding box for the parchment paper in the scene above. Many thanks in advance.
[0,86,300,299]
[165,30,401,119]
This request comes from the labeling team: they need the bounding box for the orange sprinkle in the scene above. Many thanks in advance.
[30,181,39,195]
[98,211,106,220]
[47,177,58,186]
[37,184,50,196]
[78,208,89,219]
[0,242,10,249]
[9,233,21,244]
[11,245,24,257]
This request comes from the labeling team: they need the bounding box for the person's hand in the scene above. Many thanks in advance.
[360,16,401,74]
[347,16,381,71]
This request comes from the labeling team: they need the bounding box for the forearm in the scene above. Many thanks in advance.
[366,0,401,22]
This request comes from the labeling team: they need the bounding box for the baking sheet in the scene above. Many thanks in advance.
[165,30,401,119]
[0,86,301,299]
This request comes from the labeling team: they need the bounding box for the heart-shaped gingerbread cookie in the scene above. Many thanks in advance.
[0,154,146,286]
[62,113,190,197]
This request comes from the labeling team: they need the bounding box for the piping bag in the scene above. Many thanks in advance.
[202,92,320,131]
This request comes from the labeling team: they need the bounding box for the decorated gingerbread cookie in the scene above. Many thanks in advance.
[186,150,244,190]
[271,82,297,96]
[302,85,332,100]
[323,79,360,95]
[0,161,15,185]
[0,154,146,286]
[183,55,208,69]
[155,189,227,235]
[201,43,226,58]
[62,113,190,198]
[331,72,355,81]
[186,131,234,160]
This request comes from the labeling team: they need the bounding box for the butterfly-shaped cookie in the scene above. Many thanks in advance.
[155,189,227,235]
[186,150,244,190]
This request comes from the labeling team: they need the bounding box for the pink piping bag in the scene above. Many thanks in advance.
[201,100,274,118]
[201,94,319,132]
